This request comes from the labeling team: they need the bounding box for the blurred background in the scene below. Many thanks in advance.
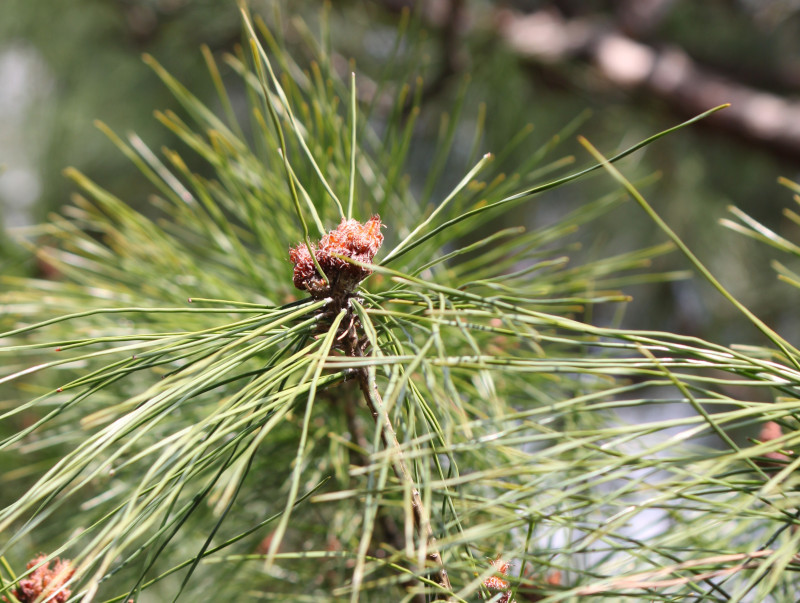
[2,0,800,346]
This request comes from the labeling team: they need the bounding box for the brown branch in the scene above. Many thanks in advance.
[372,1,800,161]
[575,549,799,595]
[370,0,800,161]
[354,361,453,599]
[340,390,423,602]
[496,8,800,161]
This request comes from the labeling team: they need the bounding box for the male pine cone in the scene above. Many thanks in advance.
[289,216,383,298]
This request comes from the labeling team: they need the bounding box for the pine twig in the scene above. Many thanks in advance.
[340,393,425,603]
[354,357,453,599]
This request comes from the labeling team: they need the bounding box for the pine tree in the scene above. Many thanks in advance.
[2,4,800,602]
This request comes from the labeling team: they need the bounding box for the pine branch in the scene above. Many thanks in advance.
[354,355,453,598]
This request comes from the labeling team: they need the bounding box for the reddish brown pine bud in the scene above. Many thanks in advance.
[759,421,792,465]
[289,216,384,298]
[482,558,516,603]
[6,555,74,603]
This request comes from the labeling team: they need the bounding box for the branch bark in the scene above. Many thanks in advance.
[574,549,799,595]
[495,8,800,161]
[340,392,424,603]
[354,362,453,599]
[372,1,800,162]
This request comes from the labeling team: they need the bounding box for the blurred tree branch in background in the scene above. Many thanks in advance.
[377,0,800,162]
[497,6,800,161]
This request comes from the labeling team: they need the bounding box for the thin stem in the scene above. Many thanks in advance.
[354,357,452,599]
[340,395,424,603]
[348,71,357,220]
